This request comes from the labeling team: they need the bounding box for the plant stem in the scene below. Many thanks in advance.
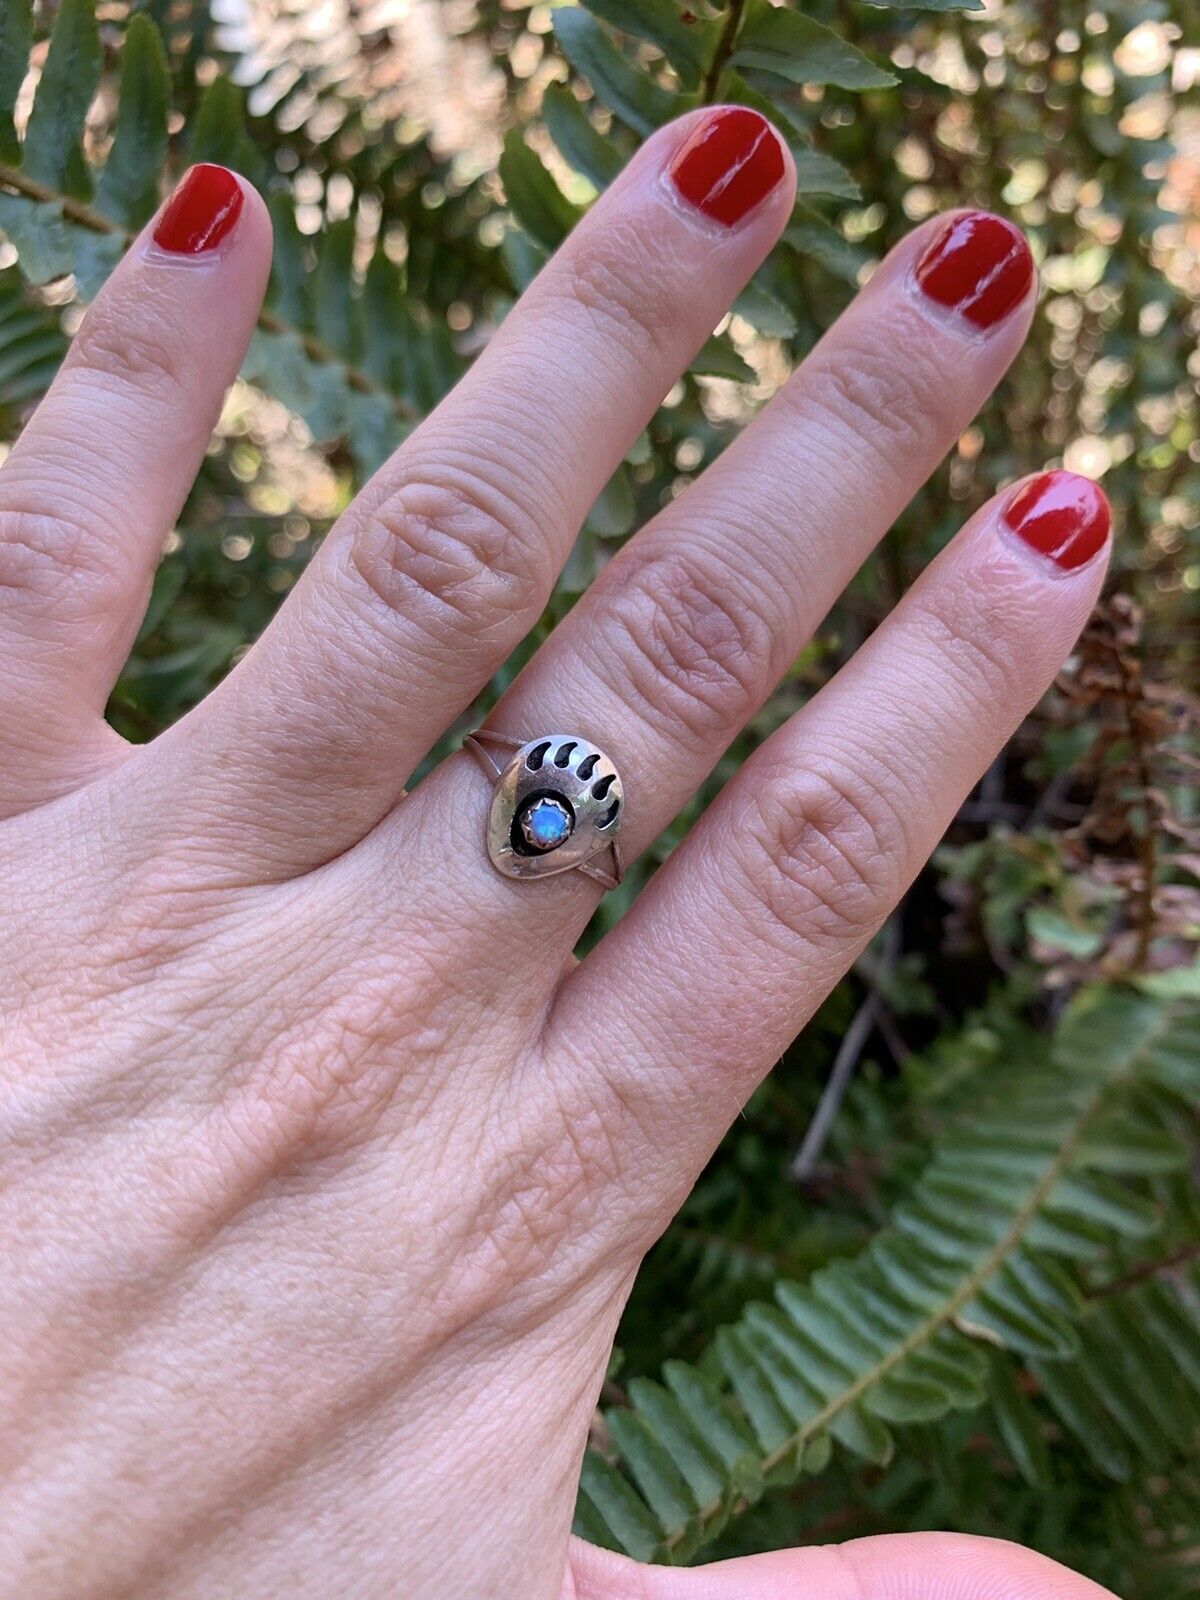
[701,0,746,104]
[1110,636,1158,972]
[0,161,415,421]
[790,917,900,1181]
[1089,1240,1200,1301]
[0,161,115,233]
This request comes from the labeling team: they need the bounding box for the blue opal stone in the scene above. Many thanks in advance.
[520,796,573,852]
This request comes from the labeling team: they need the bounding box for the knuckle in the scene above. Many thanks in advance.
[246,1002,396,1153]
[86,858,239,996]
[550,219,676,374]
[0,499,117,612]
[480,1103,620,1279]
[596,551,771,747]
[787,323,960,474]
[66,296,192,410]
[738,763,910,952]
[908,589,1025,716]
[347,465,547,641]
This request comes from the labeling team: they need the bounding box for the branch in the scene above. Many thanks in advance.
[790,917,901,1181]
[790,992,881,1182]
[0,161,114,233]
[1088,1240,1200,1301]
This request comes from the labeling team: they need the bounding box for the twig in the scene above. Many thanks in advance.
[0,160,115,233]
[790,917,901,1181]
[956,800,1029,825]
[875,1005,910,1068]
[1087,1240,1200,1302]
[1111,640,1159,972]
[791,993,880,1181]
[701,0,747,104]
[1025,767,1076,830]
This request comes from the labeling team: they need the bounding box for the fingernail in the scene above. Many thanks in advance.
[914,212,1033,329]
[667,108,785,228]
[1002,471,1111,570]
[152,165,244,256]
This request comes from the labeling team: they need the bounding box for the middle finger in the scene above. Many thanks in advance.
[153,108,793,879]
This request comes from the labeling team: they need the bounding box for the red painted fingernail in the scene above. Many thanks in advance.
[153,164,244,255]
[667,108,785,228]
[1003,471,1111,570]
[914,211,1033,329]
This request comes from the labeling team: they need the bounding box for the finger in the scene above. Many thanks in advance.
[569,1530,1119,1599]
[548,473,1110,1208]
[162,109,795,876]
[0,165,270,811]
[477,209,1035,847]
[352,210,1035,970]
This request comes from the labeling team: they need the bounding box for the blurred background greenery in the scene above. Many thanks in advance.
[0,0,1197,1592]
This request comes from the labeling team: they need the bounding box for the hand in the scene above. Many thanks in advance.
[1,113,1116,1599]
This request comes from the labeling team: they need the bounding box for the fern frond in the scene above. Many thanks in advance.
[0,0,455,472]
[1028,1260,1200,1480]
[580,986,1199,1564]
[0,264,66,412]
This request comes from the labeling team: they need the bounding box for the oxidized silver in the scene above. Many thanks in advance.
[463,730,624,890]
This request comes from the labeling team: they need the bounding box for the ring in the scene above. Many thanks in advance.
[463,731,624,890]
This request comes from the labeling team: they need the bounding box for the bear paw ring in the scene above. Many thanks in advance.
[463,730,624,891]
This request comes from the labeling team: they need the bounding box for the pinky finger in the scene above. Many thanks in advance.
[548,472,1110,1193]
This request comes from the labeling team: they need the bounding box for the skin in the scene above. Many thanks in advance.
[0,111,1120,1600]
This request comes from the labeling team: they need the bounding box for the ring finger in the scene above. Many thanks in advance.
[358,208,1038,965]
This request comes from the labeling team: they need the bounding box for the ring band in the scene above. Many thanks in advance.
[464,730,624,890]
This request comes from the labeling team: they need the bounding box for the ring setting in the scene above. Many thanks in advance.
[464,731,624,889]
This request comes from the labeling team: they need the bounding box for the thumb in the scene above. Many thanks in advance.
[567,1531,1120,1600]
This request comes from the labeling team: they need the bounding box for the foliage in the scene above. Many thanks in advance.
[586,985,1200,1572]
[0,0,1195,1590]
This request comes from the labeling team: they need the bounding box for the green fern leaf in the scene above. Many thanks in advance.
[500,130,582,255]
[577,0,718,89]
[729,1,897,92]
[0,0,31,164]
[22,0,101,198]
[313,217,357,360]
[985,1348,1051,1486]
[1026,1268,1200,1477]
[542,85,623,193]
[579,986,1197,1563]
[856,0,983,11]
[0,193,71,282]
[187,78,259,184]
[552,7,688,137]
[266,192,310,329]
[790,147,861,200]
[0,264,65,407]
[578,1453,662,1563]
[95,15,170,229]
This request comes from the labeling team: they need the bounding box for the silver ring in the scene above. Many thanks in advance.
[463,731,624,890]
